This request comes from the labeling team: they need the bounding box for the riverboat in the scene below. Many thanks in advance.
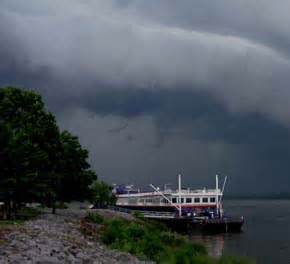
[114,174,225,217]
[113,174,244,232]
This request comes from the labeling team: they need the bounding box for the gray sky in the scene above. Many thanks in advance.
[1,0,290,194]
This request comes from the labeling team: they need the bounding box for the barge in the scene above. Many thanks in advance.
[113,174,244,232]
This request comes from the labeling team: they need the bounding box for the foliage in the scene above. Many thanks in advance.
[0,87,100,218]
[90,180,116,207]
[87,212,104,224]
[0,87,62,215]
[57,130,97,202]
[87,213,205,262]
[86,212,254,264]
[12,206,41,220]
[132,210,143,219]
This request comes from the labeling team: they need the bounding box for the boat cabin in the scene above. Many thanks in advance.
[114,175,225,216]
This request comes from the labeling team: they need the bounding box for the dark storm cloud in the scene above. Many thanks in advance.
[1,0,290,193]
[59,88,290,193]
[1,0,290,123]
[80,87,290,147]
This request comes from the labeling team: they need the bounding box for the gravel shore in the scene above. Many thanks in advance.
[0,209,148,264]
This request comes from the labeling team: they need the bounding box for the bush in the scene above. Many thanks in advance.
[87,212,104,224]
[102,219,126,245]
[98,217,209,263]
[127,223,146,240]
[14,207,41,220]
[84,212,254,264]
[132,210,143,219]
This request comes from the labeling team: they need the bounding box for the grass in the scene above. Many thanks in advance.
[13,206,41,220]
[0,206,41,227]
[86,212,255,264]
[0,219,25,226]
[87,212,104,224]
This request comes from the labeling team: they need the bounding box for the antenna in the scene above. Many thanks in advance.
[218,176,228,217]
[221,176,227,194]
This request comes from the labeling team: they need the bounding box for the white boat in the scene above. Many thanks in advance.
[113,174,227,217]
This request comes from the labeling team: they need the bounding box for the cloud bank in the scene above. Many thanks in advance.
[1,0,290,193]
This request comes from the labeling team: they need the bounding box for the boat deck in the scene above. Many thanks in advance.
[106,206,244,233]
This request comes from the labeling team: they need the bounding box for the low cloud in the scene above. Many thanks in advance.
[1,0,290,193]
[1,0,290,123]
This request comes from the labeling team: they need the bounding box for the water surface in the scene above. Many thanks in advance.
[191,200,290,263]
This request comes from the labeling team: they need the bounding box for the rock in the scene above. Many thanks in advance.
[0,209,146,264]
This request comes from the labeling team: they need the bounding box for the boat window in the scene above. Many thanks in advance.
[180,198,184,203]
[128,198,137,204]
[161,198,169,204]
[194,198,200,203]
[202,197,208,203]
[152,198,160,204]
[172,198,177,203]
[186,198,192,203]
[210,197,216,203]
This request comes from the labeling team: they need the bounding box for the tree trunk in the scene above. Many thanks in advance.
[52,200,56,214]
[6,199,12,220]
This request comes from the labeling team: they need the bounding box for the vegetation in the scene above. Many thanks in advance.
[87,212,105,224]
[0,207,40,228]
[90,180,116,208]
[86,212,255,264]
[0,86,112,218]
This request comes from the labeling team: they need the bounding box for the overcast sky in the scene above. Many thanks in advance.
[1,0,290,194]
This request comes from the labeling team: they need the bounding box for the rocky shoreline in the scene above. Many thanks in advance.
[0,209,148,264]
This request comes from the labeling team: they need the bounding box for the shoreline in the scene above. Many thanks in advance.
[0,207,254,264]
[0,209,145,263]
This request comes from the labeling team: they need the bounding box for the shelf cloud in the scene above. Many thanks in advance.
[1,0,290,193]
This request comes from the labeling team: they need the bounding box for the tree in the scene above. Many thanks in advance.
[0,87,62,215]
[57,130,97,202]
[90,180,116,208]
[0,86,105,218]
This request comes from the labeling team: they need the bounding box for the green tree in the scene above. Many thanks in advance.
[90,180,116,208]
[0,86,105,218]
[0,87,62,215]
[57,130,97,202]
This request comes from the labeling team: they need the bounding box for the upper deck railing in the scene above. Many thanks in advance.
[163,188,221,194]
[116,188,222,197]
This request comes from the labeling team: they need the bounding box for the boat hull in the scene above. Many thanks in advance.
[195,217,244,233]
[151,216,244,233]
[109,206,244,233]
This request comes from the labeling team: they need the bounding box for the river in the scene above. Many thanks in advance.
[191,199,290,263]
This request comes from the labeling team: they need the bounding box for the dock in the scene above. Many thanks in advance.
[107,206,244,233]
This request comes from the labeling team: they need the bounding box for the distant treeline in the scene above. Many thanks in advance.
[226,193,290,200]
[0,87,114,219]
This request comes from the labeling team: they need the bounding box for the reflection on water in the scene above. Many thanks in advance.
[188,200,290,264]
[190,234,225,257]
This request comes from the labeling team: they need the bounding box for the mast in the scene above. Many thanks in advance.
[216,174,219,216]
[178,174,182,217]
